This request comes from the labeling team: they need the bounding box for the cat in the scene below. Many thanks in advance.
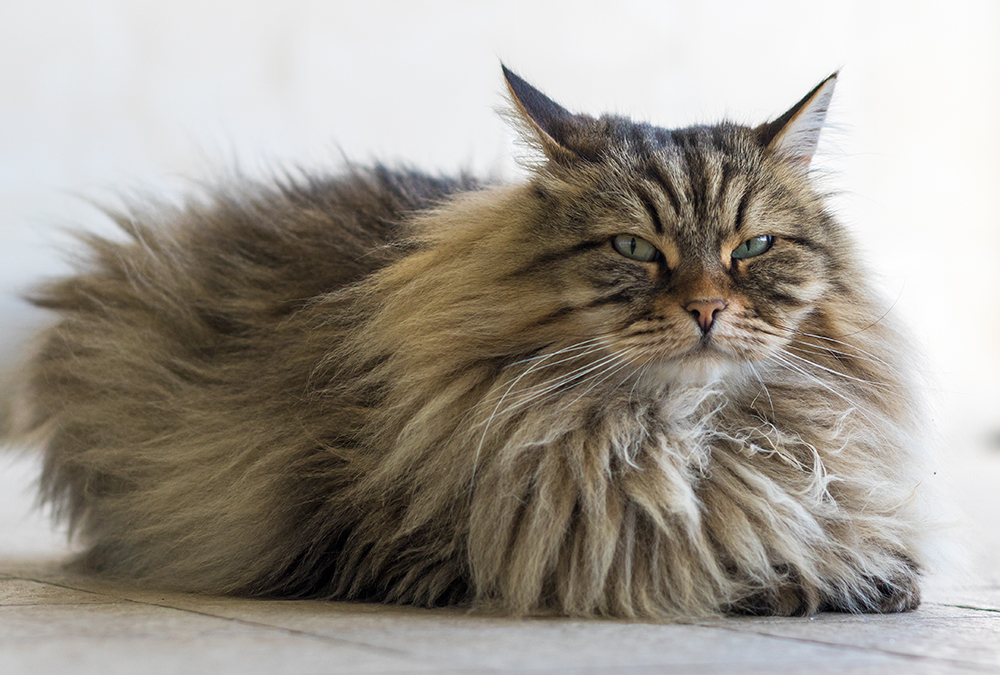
[6,65,928,618]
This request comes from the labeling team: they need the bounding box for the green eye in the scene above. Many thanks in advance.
[613,234,660,262]
[731,235,774,260]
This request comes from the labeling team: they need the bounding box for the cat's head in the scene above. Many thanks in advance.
[499,65,850,385]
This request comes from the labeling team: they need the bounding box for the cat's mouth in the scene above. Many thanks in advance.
[621,331,733,367]
[684,333,768,367]
[680,339,735,367]
[695,333,718,349]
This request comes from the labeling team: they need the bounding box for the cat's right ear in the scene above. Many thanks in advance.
[502,65,592,165]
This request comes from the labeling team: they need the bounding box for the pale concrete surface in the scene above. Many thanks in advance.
[1,556,998,674]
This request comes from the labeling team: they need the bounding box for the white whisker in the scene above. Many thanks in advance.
[746,361,775,419]
[556,348,640,412]
[780,348,898,393]
[477,344,608,410]
[791,331,896,370]
[486,348,634,423]
[467,338,608,501]
[505,336,608,368]
[769,352,891,444]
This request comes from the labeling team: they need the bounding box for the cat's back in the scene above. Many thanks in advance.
[31,166,481,327]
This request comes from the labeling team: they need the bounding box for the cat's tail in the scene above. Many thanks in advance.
[0,391,9,441]
[0,353,41,449]
[0,342,38,449]
[0,368,22,445]
[0,307,50,448]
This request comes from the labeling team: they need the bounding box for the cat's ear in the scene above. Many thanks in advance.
[502,65,594,164]
[757,73,837,166]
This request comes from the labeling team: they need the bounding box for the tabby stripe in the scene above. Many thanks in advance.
[735,191,751,232]
[626,326,665,338]
[507,239,607,279]
[782,235,833,259]
[644,165,682,217]
[531,288,634,327]
[719,161,737,205]
[637,190,665,234]
[583,289,634,309]
[766,290,809,308]
[686,148,708,216]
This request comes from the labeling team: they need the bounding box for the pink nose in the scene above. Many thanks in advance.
[685,299,727,334]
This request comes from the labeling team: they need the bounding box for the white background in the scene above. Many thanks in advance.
[1,1,997,578]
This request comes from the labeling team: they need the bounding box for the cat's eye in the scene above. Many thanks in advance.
[731,235,774,260]
[613,235,660,263]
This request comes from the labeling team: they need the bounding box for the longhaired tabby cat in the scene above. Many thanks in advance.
[8,65,928,618]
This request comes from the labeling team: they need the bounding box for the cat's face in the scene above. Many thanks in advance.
[503,68,845,384]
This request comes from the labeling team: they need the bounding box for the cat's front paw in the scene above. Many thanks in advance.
[727,584,817,617]
[823,567,921,614]
[726,566,821,616]
[872,573,921,613]
[727,556,921,617]
[815,549,922,615]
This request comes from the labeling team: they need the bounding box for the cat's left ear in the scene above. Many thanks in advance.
[502,65,597,165]
[757,73,837,166]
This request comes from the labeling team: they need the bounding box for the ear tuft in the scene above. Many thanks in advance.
[501,64,588,164]
[758,73,838,166]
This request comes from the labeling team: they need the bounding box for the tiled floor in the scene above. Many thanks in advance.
[2,447,999,674]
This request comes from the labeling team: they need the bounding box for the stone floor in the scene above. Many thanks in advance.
[2,443,999,675]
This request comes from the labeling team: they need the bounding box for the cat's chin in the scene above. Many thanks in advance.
[646,350,744,389]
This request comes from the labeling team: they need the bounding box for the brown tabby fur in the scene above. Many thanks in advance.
[7,67,927,618]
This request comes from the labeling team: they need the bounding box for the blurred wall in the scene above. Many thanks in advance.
[1,0,998,567]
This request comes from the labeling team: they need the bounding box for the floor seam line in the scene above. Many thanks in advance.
[4,575,119,601]
[0,600,123,607]
[693,621,999,671]
[927,602,1000,614]
[9,575,424,660]
[119,603,418,659]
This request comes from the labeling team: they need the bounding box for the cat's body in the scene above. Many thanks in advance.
[9,67,927,618]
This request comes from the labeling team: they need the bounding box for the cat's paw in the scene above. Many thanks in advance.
[726,556,921,617]
[727,589,812,617]
[726,577,820,617]
[823,568,921,614]
[871,573,921,613]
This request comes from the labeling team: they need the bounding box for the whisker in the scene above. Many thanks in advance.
[467,338,610,501]
[488,348,635,421]
[760,321,906,383]
[791,331,897,370]
[780,348,898,393]
[628,358,655,408]
[746,361,775,419]
[505,336,609,368]
[769,352,891,444]
[557,348,641,412]
[784,342,905,383]
[477,344,609,410]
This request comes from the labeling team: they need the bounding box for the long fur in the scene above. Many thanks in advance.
[7,69,928,618]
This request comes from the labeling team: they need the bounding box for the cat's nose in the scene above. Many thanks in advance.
[685,299,727,334]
